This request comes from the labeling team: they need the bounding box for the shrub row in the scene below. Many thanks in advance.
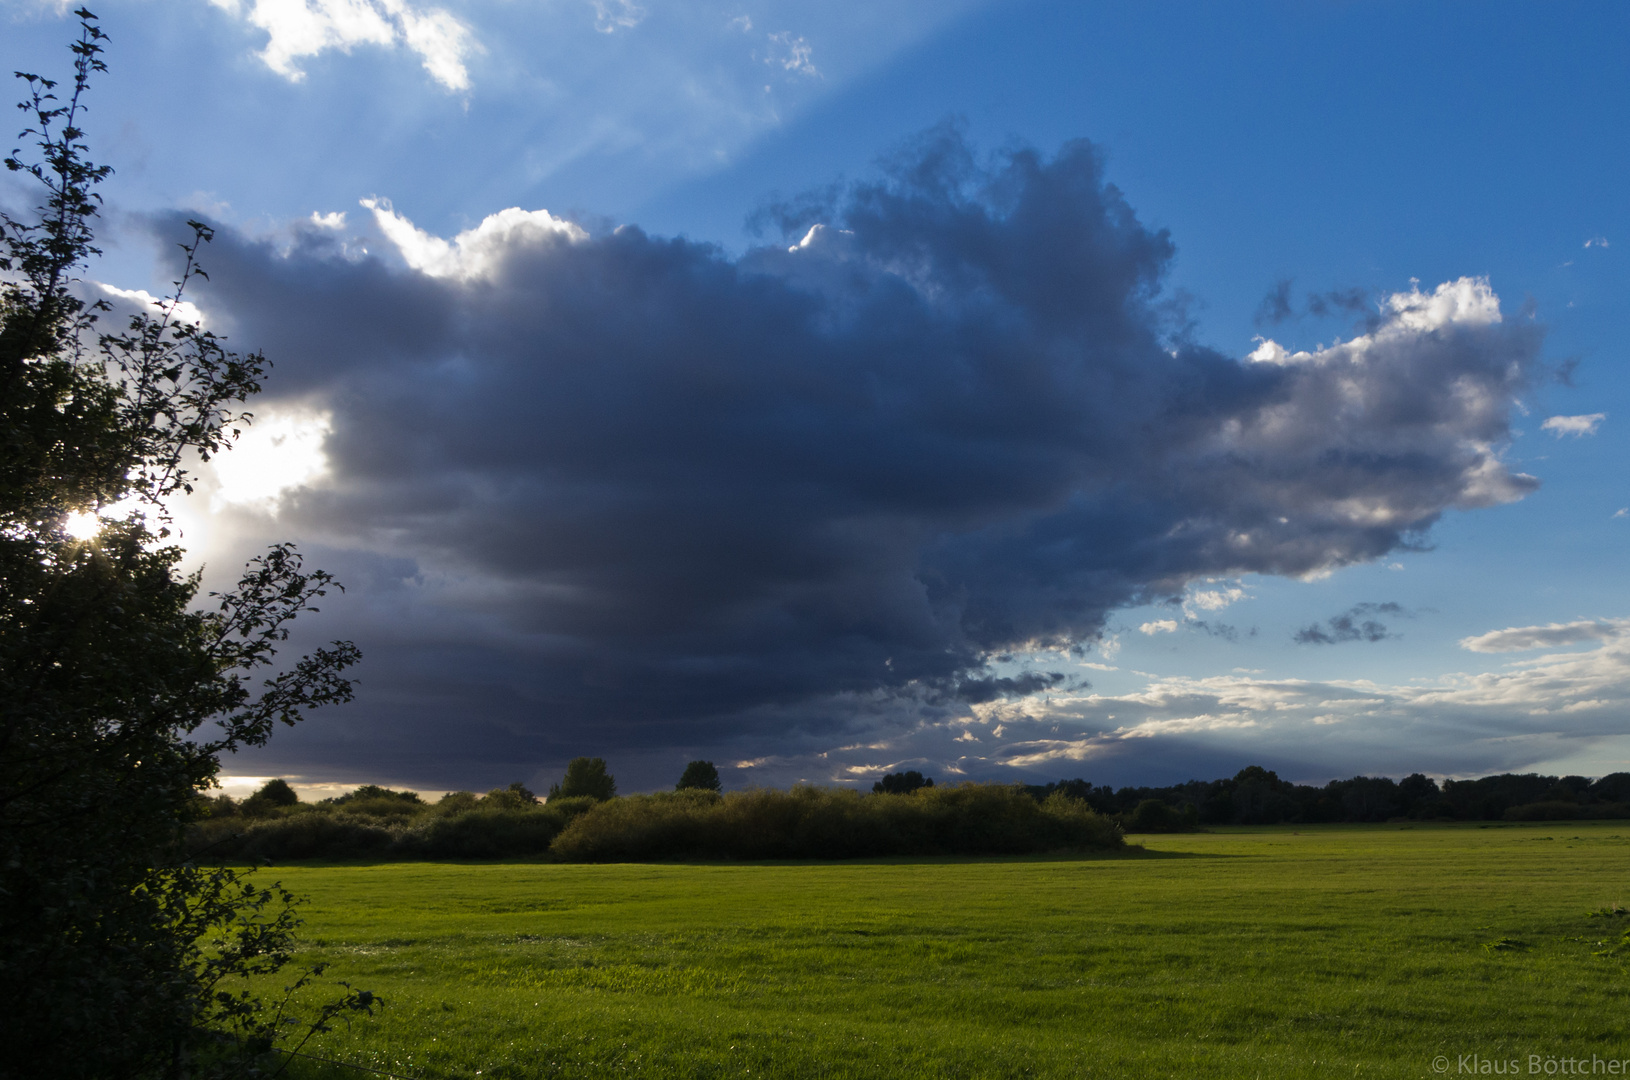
[185,784,1121,862]
[552,785,1122,861]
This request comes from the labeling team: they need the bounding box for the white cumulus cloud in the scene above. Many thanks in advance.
[1139,619,1178,635]
[94,283,206,328]
[1185,585,1246,612]
[1540,413,1606,438]
[1248,277,1502,368]
[361,198,586,281]
[210,0,478,92]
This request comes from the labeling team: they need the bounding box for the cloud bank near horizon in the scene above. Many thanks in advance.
[169,129,1553,789]
[848,620,1630,788]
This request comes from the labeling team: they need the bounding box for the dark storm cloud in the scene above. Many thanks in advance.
[1187,619,1250,642]
[955,671,1067,705]
[1294,602,1410,645]
[1305,286,1369,320]
[172,128,1544,785]
[1254,279,1295,326]
[1254,278,1373,328]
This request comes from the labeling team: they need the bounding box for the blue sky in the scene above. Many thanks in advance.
[4,0,1626,797]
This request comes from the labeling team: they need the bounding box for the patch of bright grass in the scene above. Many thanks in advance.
[271,822,1630,1079]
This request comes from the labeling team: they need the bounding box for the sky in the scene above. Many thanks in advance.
[3,0,1627,799]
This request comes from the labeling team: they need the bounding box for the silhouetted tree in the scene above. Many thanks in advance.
[252,778,299,806]
[329,784,421,805]
[550,757,616,801]
[0,16,371,1075]
[873,770,934,794]
[241,777,301,816]
[482,781,539,810]
[1592,773,1630,803]
[677,760,722,791]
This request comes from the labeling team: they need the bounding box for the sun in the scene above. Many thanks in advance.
[63,511,101,541]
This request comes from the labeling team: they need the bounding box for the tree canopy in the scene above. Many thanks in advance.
[551,757,616,801]
[873,770,935,795]
[676,760,722,792]
[0,13,368,1076]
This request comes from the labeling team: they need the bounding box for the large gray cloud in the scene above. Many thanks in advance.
[173,129,1545,789]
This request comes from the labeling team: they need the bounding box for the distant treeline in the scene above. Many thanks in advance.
[1025,766,1630,827]
[187,780,1122,862]
[187,765,1630,863]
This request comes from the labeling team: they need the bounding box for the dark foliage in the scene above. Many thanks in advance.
[872,770,935,795]
[480,782,540,811]
[550,784,1121,862]
[549,756,616,801]
[187,795,600,862]
[1121,798,1198,833]
[253,779,300,807]
[676,760,722,792]
[183,762,1630,866]
[184,784,1118,862]
[0,16,367,1076]
[325,784,421,806]
[1023,768,1630,825]
[240,778,299,818]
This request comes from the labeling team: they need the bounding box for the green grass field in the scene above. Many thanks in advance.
[269,823,1630,1080]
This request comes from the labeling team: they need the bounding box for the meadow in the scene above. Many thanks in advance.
[273,823,1630,1080]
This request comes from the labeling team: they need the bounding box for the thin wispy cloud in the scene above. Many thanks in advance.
[1460,619,1625,654]
[591,0,645,33]
[766,31,818,76]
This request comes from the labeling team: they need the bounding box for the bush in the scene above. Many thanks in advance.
[434,791,481,815]
[549,783,1122,861]
[187,797,604,861]
[1504,801,1630,821]
[482,782,539,811]
[1122,798,1199,833]
[231,814,398,861]
[328,784,421,806]
[182,784,1121,863]
[325,796,424,820]
[403,807,576,859]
